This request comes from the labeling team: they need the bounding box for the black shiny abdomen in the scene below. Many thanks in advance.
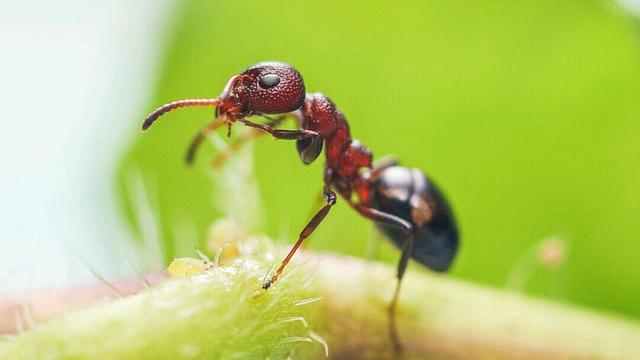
[371,166,459,272]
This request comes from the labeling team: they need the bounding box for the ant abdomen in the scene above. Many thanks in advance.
[371,166,459,272]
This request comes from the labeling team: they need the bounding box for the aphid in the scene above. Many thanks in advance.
[141,62,459,350]
[167,250,214,277]
[166,257,209,277]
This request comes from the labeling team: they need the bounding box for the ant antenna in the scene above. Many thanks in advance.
[141,98,220,131]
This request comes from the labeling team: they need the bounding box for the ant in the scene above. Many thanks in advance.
[141,62,459,350]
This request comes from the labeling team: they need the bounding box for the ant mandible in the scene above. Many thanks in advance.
[141,62,459,350]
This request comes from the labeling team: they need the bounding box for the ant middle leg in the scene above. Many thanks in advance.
[263,189,337,289]
[305,191,326,221]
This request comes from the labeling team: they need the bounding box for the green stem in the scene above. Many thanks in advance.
[313,253,640,359]
[1,249,639,359]
[0,254,322,360]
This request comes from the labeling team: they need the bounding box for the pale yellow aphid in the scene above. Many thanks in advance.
[167,256,213,277]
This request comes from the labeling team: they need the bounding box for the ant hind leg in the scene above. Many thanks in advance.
[347,201,414,351]
[370,155,399,180]
[388,233,414,353]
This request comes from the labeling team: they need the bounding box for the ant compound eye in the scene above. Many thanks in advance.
[258,74,281,89]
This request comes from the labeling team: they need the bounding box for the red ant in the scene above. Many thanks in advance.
[141,62,459,350]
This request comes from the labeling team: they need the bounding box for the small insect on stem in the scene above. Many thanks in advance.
[140,61,459,351]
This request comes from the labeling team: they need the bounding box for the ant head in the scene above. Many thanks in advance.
[141,62,306,131]
[218,62,306,119]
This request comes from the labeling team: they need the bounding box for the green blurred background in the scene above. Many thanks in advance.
[118,0,640,319]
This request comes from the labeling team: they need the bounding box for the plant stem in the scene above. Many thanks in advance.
[312,253,640,359]
[0,254,322,359]
[1,250,638,359]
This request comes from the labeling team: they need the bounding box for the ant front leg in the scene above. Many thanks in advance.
[262,188,337,289]
[238,118,318,140]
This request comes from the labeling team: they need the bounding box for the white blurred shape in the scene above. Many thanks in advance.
[617,0,640,16]
[0,1,177,290]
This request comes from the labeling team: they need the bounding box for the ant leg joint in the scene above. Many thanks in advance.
[323,190,337,205]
